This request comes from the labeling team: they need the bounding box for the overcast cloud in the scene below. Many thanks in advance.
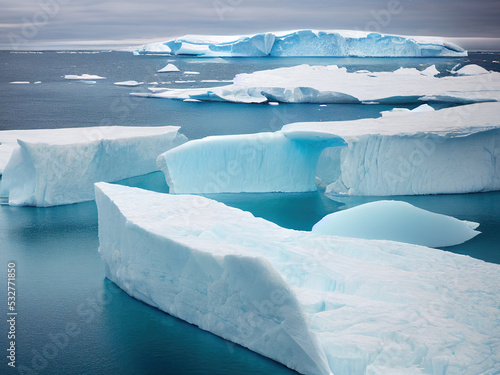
[1,0,499,50]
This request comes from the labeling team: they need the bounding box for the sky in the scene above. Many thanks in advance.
[1,0,500,50]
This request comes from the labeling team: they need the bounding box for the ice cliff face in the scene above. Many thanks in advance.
[157,103,500,196]
[157,131,345,194]
[96,183,500,375]
[134,30,467,57]
[0,126,187,206]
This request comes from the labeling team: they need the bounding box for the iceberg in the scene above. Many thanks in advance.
[64,74,106,80]
[0,126,187,206]
[157,63,180,73]
[114,80,144,87]
[312,200,480,247]
[133,64,500,105]
[134,30,467,57]
[156,131,345,194]
[286,102,500,196]
[157,103,500,196]
[95,182,500,375]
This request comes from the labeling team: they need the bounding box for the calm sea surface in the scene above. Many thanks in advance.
[1,51,499,374]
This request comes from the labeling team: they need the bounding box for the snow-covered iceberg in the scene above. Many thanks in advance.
[157,103,500,196]
[287,102,500,196]
[312,200,480,247]
[95,182,500,375]
[133,64,500,105]
[156,131,345,194]
[0,126,187,206]
[134,30,467,57]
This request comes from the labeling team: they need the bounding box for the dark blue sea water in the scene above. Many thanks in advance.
[0,51,499,375]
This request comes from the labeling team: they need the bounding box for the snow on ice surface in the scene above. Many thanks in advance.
[95,182,500,375]
[312,200,480,247]
[114,80,144,87]
[157,63,180,73]
[0,126,187,206]
[133,64,500,105]
[64,74,106,80]
[452,64,490,76]
[134,30,467,57]
[157,103,500,195]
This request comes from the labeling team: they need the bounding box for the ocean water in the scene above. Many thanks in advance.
[1,51,499,375]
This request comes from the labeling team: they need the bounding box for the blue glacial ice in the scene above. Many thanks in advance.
[95,182,500,375]
[0,126,187,206]
[133,64,500,105]
[134,30,467,57]
[157,103,500,196]
[312,200,480,247]
[157,131,346,194]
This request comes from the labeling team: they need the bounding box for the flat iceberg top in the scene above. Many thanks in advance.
[96,182,500,375]
[135,64,500,105]
[283,102,500,141]
[134,29,466,57]
[312,200,480,247]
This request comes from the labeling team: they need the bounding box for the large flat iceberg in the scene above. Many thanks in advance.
[312,200,480,247]
[0,126,187,206]
[134,30,467,57]
[95,182,500,375]
[134,64,500,105]
[157,103,500,196]
[286,102,500,196]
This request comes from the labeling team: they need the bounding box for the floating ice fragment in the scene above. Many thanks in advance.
[64,74,106,80]
[312,200,480,247]
[158,63,180,73]
[114,80,144,87]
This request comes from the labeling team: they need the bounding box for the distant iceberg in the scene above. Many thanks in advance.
[0,126,187,206]
[312,200,480,247]
[114,80,144,87]
[96,182,500,375]
[157,103,500,195]
[133,64,500,105]
[157,63,180,73]
[64,74,106,80]
[134,30,467,57]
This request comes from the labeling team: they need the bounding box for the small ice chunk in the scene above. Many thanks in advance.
[64,74,106,80]
[114,80,144,87]
[158,63,180,73]
[312,200,480,247]
[268,101,279,105]
[183,71,200,75]
[10,81,30,84]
